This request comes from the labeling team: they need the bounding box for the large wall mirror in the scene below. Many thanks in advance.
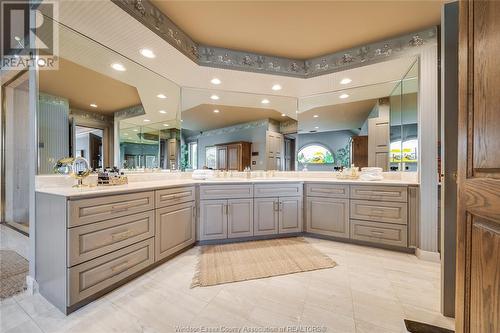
[36,22,180,174]
[297,57,419,172]
[180,88,298,171]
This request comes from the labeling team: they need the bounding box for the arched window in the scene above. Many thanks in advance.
[297,144,334,164]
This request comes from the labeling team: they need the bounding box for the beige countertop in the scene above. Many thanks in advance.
[36,177,419,199]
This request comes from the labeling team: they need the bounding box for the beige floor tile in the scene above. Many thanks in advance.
[0,302,32,332]
[301,303,356,333]
[3,318,43,333]
[402,303,455,330]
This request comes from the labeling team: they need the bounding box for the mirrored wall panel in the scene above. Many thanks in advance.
[37,22,180,174]
[297,57,418,172]
[180,88,298,171]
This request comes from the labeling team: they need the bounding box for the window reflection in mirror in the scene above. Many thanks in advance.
[298,56,419,172]
[180,88,298,172]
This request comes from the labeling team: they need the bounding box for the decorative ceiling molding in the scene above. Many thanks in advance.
[112,0,437,78]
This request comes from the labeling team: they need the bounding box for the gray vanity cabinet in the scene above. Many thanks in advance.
[199,199,228,240]
[254,197,279,235]
[279,197,302,234]
[305,197,349,238]
[227,198,254,238]
[155,201,196,261]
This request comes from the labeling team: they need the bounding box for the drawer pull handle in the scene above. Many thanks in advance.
[111,204,130,213]
[111,230,133,241]
[370,230,384,235]
[110,261,129,275]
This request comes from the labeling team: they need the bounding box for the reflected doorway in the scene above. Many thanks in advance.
[75,126,103,170]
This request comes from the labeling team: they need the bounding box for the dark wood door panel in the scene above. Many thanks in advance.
[470,218,500,333]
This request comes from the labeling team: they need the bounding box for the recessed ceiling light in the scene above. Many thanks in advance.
[315,126,319,129]
[213,109,220,113]
[139,48,156,58]
[339,93,350,99]
[14,36,21,41]
[159,110,167,114]
[90,103,98,108]
[133,129,139,132]
[272,84,282,91]
[157,94,167,99]
[340,78,352,85]
[313,114,318,118]
[281,113,286,117]
[261,99,270,104]
[111,63,126,71]
[124,133,129,136]
[163,124,169,127]
[143,119,150,122]
[211,78,221,85]
[210,94,219,100]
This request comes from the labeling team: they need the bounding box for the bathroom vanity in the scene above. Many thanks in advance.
[35,177,418,314]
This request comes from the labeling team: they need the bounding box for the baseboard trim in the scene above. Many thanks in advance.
[416,248,441,262]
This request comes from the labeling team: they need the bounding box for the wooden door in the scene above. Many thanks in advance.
[227,198,253,238]
[253,197,279,235]
[216,146,227,170]
[155,201,195,261]
[351,135,368,168]
[278,197,302,234]
[199,200,227,240]
[227,144,240,171]
[456,1,500,332]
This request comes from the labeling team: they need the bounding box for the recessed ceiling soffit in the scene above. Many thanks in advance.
[112,0,437,78]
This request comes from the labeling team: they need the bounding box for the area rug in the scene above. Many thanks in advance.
[0,250,28,299]
[192,237,336,287]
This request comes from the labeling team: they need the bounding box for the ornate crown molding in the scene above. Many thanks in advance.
[112,0,437,78]
[114,104,145,120]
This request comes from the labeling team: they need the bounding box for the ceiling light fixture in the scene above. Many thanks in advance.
[139,48,156,58]
[90,103,98,108]
[210,94,219,100]
[339,93,350,99]
[159,110,167,114]
[213,109,220,113]
[272,84,282,91]
[261,99,270,104]
[211,78,221,85]
[133,129,139,132]
[157,94,167,99]
[163,124,169,127]
[111,63,126,71]
[281,113,286,117]
[340,78,352,85]
[315,126,319,129]
[143,119,151,122]
[313,115,318,118]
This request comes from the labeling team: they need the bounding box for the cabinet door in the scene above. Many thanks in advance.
[168,139,177,159]
[279,197,302,234]
[199,200,227,240]
[217,146,227,170]
[227,198,253,238]
[253,197,278,236]
[306,197,349,238]
[227,144,240,171]
[155,201,195,261]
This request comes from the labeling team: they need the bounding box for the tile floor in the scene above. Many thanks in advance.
[0,229,455,333]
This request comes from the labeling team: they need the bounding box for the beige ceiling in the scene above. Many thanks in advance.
[182,104,293,132]
[298,98,377,133]
[39,58,141,113]
[152,0,443,59]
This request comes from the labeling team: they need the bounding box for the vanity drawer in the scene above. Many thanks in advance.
[68,238,154,306]
[199,185,253,199]
[305,183,349,198]
[68,191,154,227]
[156,186,195,208]
[68,211,155,266]
[350,200,407,225]
[350,219,407,248]
[254,183,303,198]
[350,185,407,202]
